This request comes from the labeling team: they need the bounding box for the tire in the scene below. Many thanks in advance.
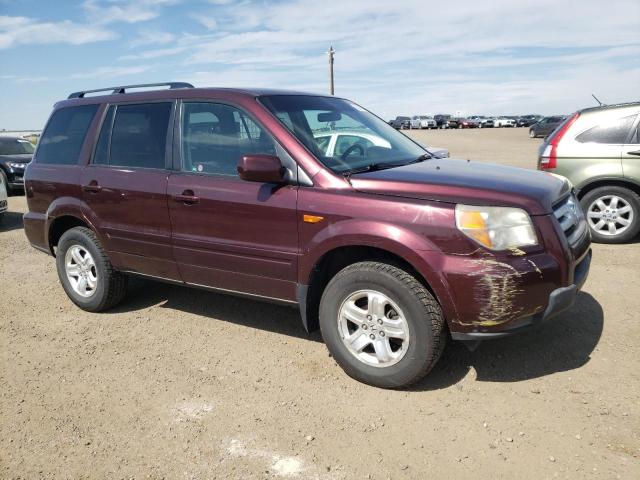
[529,129,536,138]
[319,261,446,388]
[56,226,128,311]
[580,186,640,244]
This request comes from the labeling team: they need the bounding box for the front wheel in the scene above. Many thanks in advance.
[580,186,640,243]
[56,227,128,311]
[319,261,446,388]
[529,129,536,138]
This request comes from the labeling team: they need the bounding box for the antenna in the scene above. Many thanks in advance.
[328,46,335,95]
[591,94,604,106]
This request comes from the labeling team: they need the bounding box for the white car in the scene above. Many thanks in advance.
[468,116,494,128]
[494,117,516,128]
[314,131,449,159]
[0,166,7,220]
[410,115,437,129]
[314,131,391,157]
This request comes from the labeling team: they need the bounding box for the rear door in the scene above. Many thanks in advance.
[80,101,180,280]
[621,114,640,184]
[167,101,299,301]
[554,113,636,186]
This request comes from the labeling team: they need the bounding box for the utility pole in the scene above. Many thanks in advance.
[328,46,335,95]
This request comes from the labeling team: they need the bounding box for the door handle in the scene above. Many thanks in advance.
[628,150,640,156]
[82,182,102,193]
[173,191,199,204]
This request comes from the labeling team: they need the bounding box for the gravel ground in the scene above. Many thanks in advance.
[1,128,639,479]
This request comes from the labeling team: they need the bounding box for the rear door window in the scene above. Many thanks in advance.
[36,105,98,164]
[576,115,636,144]
[93,105,115,165]
[108,103,172,169]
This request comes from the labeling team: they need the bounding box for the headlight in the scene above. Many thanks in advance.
[455,204,538,250]
[8,162,26,169]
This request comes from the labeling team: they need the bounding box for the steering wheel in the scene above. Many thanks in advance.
[341,143,365,160]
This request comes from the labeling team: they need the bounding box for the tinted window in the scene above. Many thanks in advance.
[109,103,172,169]
[36,105,98,164]
[0,138,35,155]
[576,115,636,144]
[93,105,115,165]
[181,102,276,176]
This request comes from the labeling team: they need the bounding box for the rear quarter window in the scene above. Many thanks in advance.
[576,115,636,144]
[36,105,98,164]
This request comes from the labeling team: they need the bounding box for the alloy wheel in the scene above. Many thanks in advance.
[65,245,98,297]
[587,195,634,237]
[337,290,410,368]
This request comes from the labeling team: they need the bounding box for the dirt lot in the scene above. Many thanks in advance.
[1,128,639,479]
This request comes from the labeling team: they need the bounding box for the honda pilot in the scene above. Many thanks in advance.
[24,83,592,388]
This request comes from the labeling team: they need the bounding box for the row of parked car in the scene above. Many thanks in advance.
[389,114,562,131]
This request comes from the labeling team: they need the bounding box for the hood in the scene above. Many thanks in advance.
[0,154,32,164]
[349,158,570,215]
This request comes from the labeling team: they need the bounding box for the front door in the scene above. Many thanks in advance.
[167,101,299,301]
[80,101,180,280]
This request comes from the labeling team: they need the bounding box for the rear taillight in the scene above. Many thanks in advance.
[539,112,579,170]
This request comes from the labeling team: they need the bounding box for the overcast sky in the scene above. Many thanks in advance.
[1,0,639,129]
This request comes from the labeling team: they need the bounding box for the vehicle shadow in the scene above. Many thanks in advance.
[110,276,321,342]
[0,211,24,232]
[410,292,603,391]
[112,279,602,389]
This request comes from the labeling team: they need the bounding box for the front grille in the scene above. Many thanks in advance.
[553,194,587,245]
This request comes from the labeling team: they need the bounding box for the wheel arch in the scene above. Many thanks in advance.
[576,177,640,199]
[48,215,91,254]
[299,243,451,333]
[45,198,102,256]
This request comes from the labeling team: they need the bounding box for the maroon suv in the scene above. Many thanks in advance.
[24,83,592,388]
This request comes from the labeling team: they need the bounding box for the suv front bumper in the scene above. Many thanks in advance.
[450,249,591,341]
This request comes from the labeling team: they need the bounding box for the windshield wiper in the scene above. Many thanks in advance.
[407,152,432,164]
[342,153,432,179]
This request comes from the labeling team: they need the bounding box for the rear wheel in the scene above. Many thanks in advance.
[56,227,128,311]
[580,186,640,243]
[319,261,446,388]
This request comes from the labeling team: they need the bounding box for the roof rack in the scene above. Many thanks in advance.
[581,100,640,113]
[68,82,194,99]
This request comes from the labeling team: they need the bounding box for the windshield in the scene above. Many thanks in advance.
[259,95,426,174]
[0,138,35,155]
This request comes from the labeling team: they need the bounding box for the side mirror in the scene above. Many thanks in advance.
[237,154,285,183]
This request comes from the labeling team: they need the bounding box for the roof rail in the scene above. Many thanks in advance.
[68,82,194,99]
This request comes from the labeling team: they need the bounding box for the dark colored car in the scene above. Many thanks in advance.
[24,83,591,388]
[434,114,452,129]
[529,116,565,138]
[448,118,478,129]
[517,115,542,127]
[390,116,411,130]
[0,136,35,194]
